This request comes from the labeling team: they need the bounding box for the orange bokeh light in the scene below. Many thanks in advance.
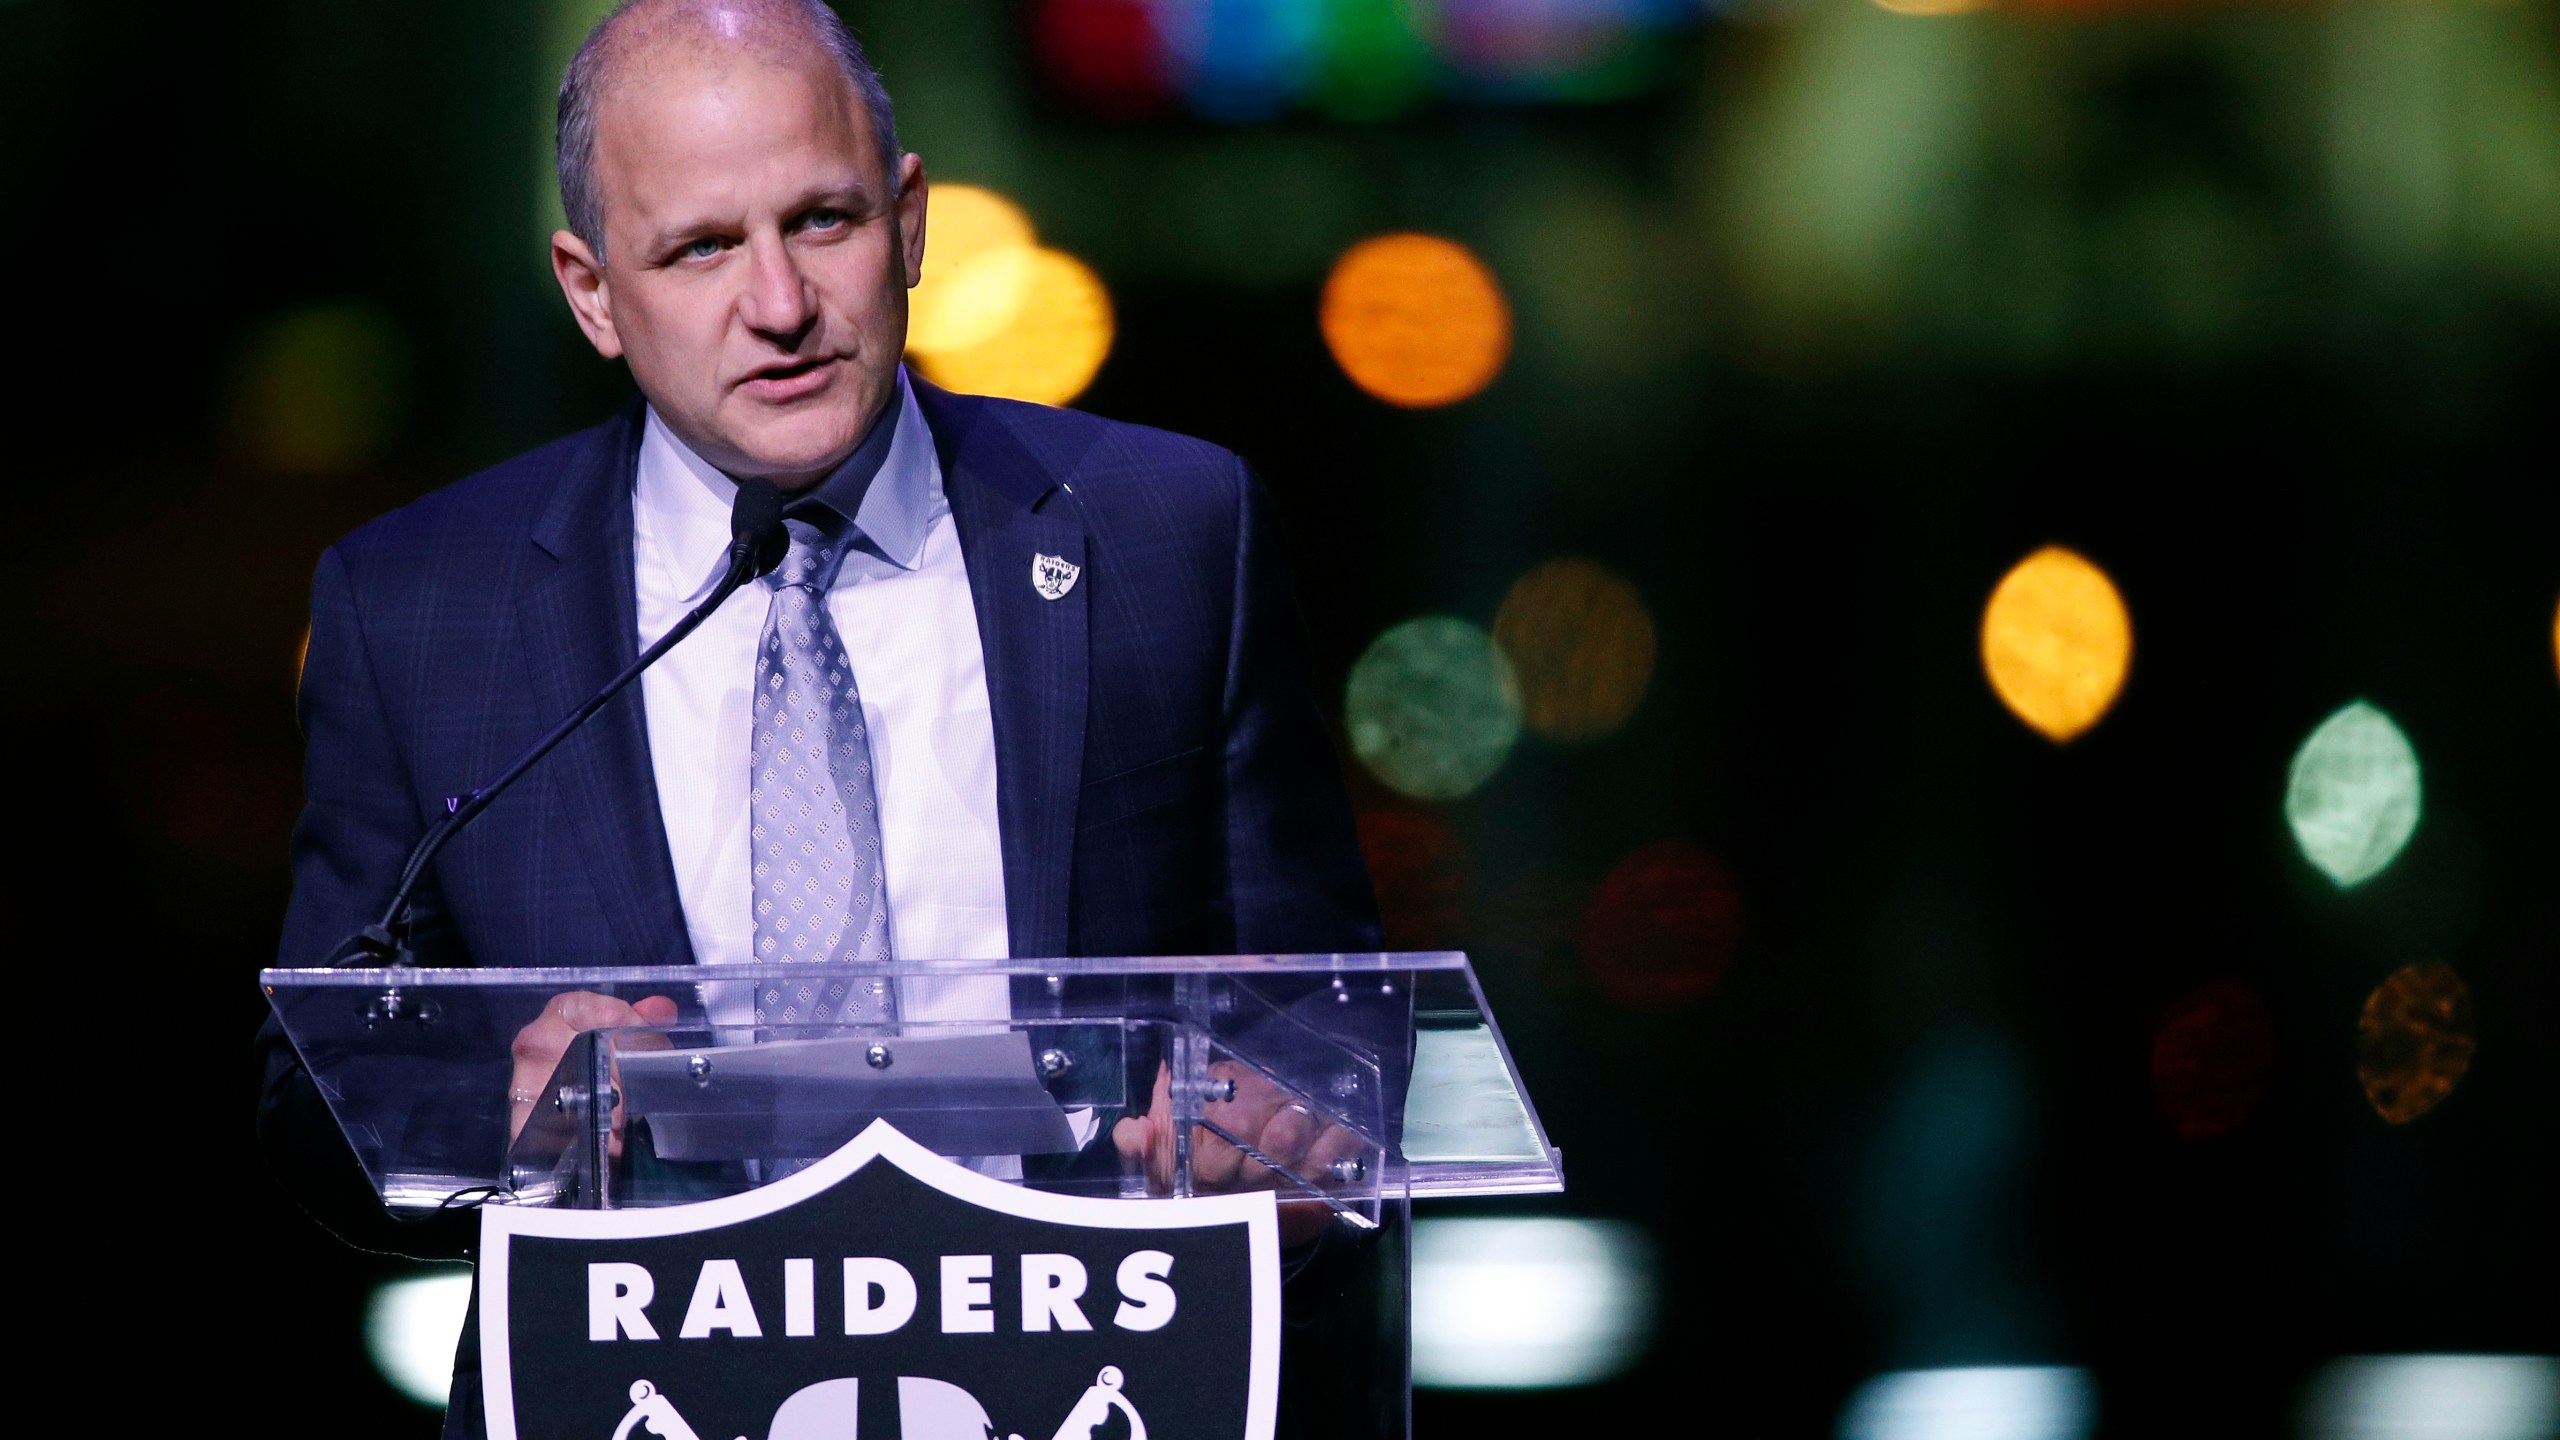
[1319,233,1512,408]
[1493,558,1657,742]
[2358,962,2475,1125]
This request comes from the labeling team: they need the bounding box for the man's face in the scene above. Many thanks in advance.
[556,45,926,489]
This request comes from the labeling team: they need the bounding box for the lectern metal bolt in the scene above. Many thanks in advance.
[866,1043,894,1069]
[1038,1048,1075,1080]
[1207,1078,1237,1103]
[688,1054,713,1086]
[1329,1158,1366,1183]
[1330,1073,1360,1099]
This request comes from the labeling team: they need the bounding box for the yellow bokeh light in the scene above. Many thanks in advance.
[1319,233,1512,408]
[1980,545,2133,742]
[911,247,1115,407]
[909,185,1039,356]
[911,245,1041,358]
[229,302,408,474]
[1493,558,1657,742]
[2549,593,2558,684]
[1872,0,1983,15]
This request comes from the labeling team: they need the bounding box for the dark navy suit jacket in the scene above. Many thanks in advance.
[256,380,1381,1260]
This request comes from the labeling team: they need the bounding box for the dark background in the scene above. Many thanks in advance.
[6,0,2553,1432]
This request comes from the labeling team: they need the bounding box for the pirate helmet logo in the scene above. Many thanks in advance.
[1031,553,1080,600]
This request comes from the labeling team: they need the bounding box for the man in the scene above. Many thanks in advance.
[255,0,1381,1402]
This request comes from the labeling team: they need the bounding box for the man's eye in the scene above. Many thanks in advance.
[682,237,723,261]
[803,209,847,232]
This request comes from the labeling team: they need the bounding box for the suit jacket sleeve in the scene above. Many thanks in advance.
[255,544,475,1260]
[1217,455,1383,956]
[1041,455,1393,1192]
[1216,460,1406,1241]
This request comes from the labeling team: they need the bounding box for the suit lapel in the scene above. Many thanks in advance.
[918,381,1091,960]
[516,403,696,967]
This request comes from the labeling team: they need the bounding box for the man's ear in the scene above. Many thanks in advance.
[895,153,928,291]
[551,229,624,359]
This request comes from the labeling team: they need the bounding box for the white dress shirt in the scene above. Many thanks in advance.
[631,369,1012,1031]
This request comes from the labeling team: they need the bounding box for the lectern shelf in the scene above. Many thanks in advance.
[259,951,1561,1212]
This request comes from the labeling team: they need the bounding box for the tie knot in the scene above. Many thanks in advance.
[763,515,848,594]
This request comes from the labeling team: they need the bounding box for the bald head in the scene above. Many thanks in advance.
[557,0,898,264]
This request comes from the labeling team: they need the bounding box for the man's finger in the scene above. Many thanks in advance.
[1110,1066,1180,1195]
[553,990,650,1032]
[515,991,670,1065]
[1303,1123,1365,1188]
[617,996,682,1054]
[1256,1102,1325,1171]
[1191,1125,1257,1190]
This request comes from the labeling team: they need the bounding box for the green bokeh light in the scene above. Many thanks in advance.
[1310,0,1433,123]
[1346,617,1522,801]
[2285,700,2423,889]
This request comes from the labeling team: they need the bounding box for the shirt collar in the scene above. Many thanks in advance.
[786,372,901,545]
[636,367,936,601]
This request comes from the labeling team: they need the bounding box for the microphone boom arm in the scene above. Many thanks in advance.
[335,479,786,967]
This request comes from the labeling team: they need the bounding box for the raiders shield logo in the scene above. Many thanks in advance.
[479,1120,1279,1440]
[1031,553,1081,601]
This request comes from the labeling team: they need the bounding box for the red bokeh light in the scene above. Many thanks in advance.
[1575,841,1743,1009]
[1029,0,1174,118]
[1357,809,1474,952]
[2149,978,2275,1140]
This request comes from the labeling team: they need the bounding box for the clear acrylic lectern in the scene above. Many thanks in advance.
[260,953,1560,1439]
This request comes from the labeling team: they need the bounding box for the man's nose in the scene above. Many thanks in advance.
[737,232,815,340]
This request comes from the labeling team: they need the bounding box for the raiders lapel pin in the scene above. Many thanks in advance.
[1031,553,1081,601]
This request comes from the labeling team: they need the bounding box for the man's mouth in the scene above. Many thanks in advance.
[741,357,834,398]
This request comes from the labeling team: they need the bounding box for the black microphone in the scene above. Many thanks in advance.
[729,473,788,581]
[337,478,789,965]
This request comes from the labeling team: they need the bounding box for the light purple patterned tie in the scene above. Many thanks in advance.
[750,514,895,1027]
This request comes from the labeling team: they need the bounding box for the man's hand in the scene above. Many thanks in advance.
[1111,1061,1368,1246]
[508,991,679,1145]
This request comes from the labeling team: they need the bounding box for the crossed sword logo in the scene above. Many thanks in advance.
[609,1366,1147,1440]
